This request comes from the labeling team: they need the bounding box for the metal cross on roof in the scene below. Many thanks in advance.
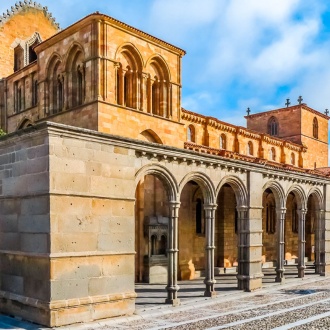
[325,109,329,116]
[285,98,291,108]
[246,107,251,115]
[297,96,303,104]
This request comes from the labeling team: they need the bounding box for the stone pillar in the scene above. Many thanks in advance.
[236,205,263,291]
[315,209,324,274]
[204,204,217,297]
[323,208,330,275]
[275,207,286,282]
[298,209,307,278]
[165,201,180,306]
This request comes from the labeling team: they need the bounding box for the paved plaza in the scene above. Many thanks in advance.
[1,266,330,329]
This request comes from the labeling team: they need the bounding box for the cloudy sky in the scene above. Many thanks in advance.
[1,0,330,126]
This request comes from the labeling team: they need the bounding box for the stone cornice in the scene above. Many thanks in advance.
[245,103,330,120]
[0,1,60,29]
[3,121,327,185]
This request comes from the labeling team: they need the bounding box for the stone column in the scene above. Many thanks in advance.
[275,207,286,282]
[204,204,217,297]
[315,209,324,274]
[165,201,180,306]
[298,209,307,278]
[237,206,247,290]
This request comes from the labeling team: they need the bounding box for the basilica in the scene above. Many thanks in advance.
[0,1,329,327]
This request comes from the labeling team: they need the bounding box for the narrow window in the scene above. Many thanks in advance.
[28,40,38,63]
[57,77,63,112]
[268,116,278,136]
[313,117,318,139]
[291,152,295,165]
[266,204,276,234]
[77,67,83,105]
[292,203,298,233]
[196,198,203,234]
[220,134,226,149]
[247,141,253,156]
[14,46,24,72]
[32,79,38,107]
[187,125,195,142]
[152,79,159,115]
[270,147,276,161]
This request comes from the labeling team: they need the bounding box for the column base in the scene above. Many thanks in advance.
[165,298,180,306]
[298,267,305,278]
[275,276,285,283]
[237,274,263,292]
[204,290,216,298]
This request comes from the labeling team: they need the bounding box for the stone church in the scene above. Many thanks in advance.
[0,1,330,327]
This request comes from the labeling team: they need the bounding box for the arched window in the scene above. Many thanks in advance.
[152,78,160,115]
[187,125,195,142]
[313,117,318,139]
[220,134,226,149]
[268,116,279,136]
[291,152,295,165]
[77,66,84,106]
[247,141,253,156]
[56,76,63,111]
[269,147,276,161]
[14,46,24,72]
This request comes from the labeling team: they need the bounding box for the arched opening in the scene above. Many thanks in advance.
[28,40,38,63]
[47,55,62,115]
[178,181,206,280]
[14,45,24,72]
[306,195,317,266]
[116,45,143,110]
[216,183,238,277]
[17,118,33,130]
[135,174,170,285]
[262,188,277,276]
[268,116,278,136]
[284,192,299,266]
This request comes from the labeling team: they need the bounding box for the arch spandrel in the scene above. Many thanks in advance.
[286,184,307,210]
[135,163,179,202]
[262,180,286,209]
[178,171,216,205]
[216,175,248,208]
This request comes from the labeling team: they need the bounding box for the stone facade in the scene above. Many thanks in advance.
[0,1,330,327]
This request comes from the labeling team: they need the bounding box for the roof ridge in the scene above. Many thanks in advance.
[0,0,60,29]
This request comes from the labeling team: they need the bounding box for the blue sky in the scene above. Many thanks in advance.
[2,0,330,127]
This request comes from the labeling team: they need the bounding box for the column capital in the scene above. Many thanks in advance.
[204,203,217,211]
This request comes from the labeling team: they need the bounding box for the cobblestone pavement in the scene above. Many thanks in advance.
[1,272,330,329]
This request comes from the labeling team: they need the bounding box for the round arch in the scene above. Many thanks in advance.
[139,129,163,144]
[286,184,307,210]
[115,42,144,71]
[307,187,324,211]
[17,118,33,130]
[216,175,248,208]
[262,180,286,209]
[135,164,179,202]
[179,172,216,205]
[45,52,63,76]
[64,42,85,72]
[145,54,171,82]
